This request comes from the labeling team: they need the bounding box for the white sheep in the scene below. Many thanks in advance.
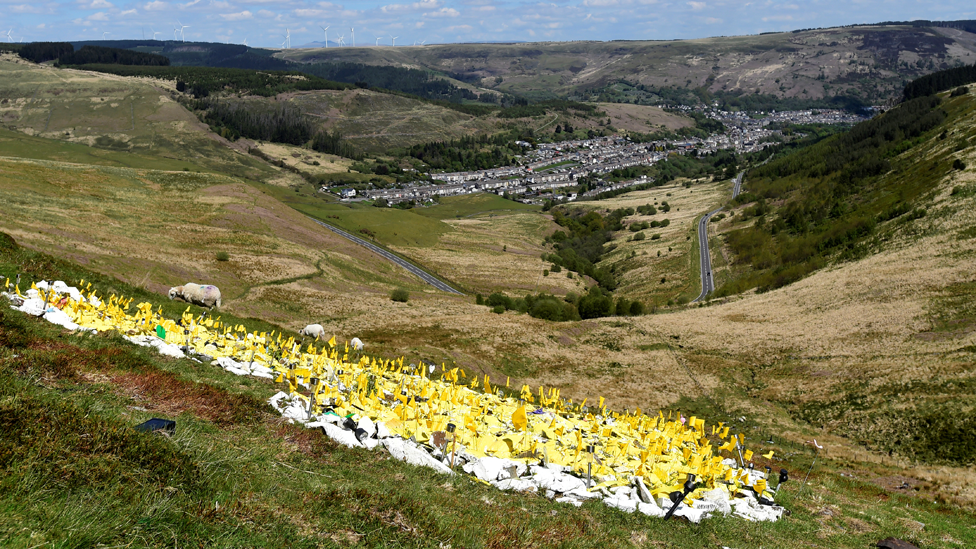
[350,337,364,351]
[168,283,222,309]
[300,324,326,341]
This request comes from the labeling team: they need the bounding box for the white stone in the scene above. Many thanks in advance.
[382,438,454,475]
[605,495,637,513]
[637,501,664,517]
[321,423,363,448]
[375,421,392,439]
[555,496,584,507]
[672,505,708,523]
[634,476,653,503]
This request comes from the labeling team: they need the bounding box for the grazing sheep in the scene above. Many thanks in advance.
[350,337,364,351]
[168,283,222,309]
[300,324,326,341]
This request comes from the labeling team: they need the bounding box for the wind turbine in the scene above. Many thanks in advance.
[374,36,382,46]
[151,27,161,40]
[243,38,248,46]
[320,25,329,47]
[173,26,179,41]
[285,28,291,49]
[176,20,189,42]
[6,29,13,42]
[350,27,355,47]
[102,31,110,39]
[337,35,345,47]
[391,36,398,47]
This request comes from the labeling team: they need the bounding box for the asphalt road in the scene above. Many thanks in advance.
[306,216,464,295]
[693,171,744,303]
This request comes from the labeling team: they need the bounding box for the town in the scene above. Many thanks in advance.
[329,108,870,205]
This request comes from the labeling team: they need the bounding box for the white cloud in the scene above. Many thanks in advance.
[81,0,113,9]
[179,0,200,7]
[381,0,442,14]
[220,10,253,20]
[87,11,109,20]
[688,1,706,10]
[294,8,326,17]
[11,4,44,13]
[761,14,794,21]
[144,1,168,10]
[426,7,459,17]
[120,8,136,15]
[705,16,722,24]
[583,0,618,6]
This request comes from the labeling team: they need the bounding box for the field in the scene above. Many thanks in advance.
[0,54,274,181]
[567,177,732,307]
[3,50,976,547]
[280,25,976,104]
[3,277,974,548]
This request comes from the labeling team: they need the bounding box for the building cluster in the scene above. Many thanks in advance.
[327,108,870,205]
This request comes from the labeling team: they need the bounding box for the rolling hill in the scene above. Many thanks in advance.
[280,23,976,106]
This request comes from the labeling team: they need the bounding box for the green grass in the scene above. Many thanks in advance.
[2,231,976,548]
[256,182,452,248]
[415,193,540,220]
[0,128,206,172]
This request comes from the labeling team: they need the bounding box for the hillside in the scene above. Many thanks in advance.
[0,54,274,181]
[3,35,976,548]
[280,24,976,106]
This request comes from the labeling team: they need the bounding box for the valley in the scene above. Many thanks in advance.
[1,22,976,548]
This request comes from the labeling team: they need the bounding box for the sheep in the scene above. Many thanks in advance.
[350,337,364,351]
[168,283,222,309]
[300,324,326,341]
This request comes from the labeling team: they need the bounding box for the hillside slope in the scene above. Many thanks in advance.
[0,54,273,180]
[280,24,976,104]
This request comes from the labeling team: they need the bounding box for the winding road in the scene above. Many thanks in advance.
[693,171,744,303]
[306,216,464,295]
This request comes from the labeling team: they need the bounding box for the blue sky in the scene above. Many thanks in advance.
[2,0,974,47]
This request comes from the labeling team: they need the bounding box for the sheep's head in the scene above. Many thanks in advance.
[168,287,181,300]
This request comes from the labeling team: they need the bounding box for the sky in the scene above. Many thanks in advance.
[2,0,974,48]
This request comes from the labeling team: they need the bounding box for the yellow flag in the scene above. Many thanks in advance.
[328,334,336,347]
[744,449,754,462]
[763,450,775,460]
[511,405,527,431]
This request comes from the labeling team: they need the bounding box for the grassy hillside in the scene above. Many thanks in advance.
[714,84,976,295]
[0,54,274,181]
[280,25,976,106]
[4,237,975,547]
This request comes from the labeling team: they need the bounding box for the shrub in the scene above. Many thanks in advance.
[629,301,644,315]
[475,293,484,305]
[953,159,967,171]
[486,292,513,309]
[391,289,409,302]
[550,264,561,273]
[215,251,230,262]
[492,305,505,314]
[650,234,661,240]
[633,232,646,241]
